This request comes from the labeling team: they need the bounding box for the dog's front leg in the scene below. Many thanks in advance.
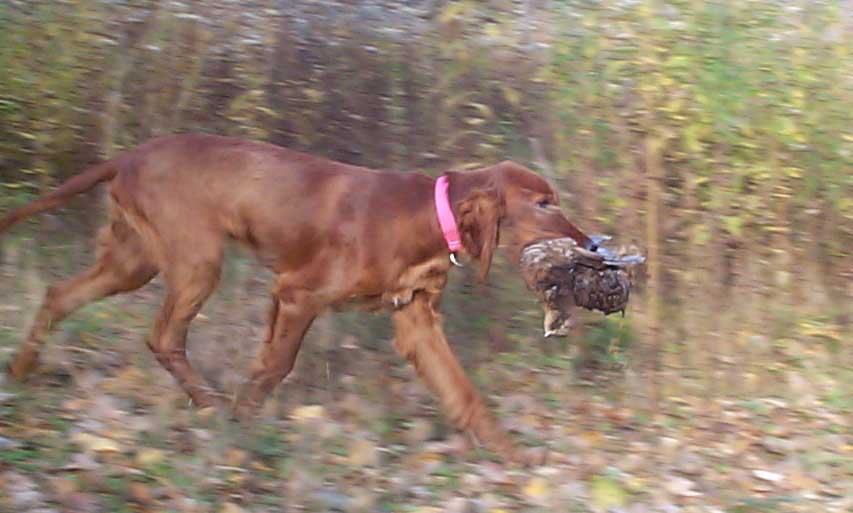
[391,292,544,466]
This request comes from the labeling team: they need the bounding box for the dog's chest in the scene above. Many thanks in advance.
[331,256,448,313]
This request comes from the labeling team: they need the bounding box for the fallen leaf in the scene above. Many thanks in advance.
[462,472,483,489]
[291,404,325,421]
[314,489,349,510]
[675,450,705,476]
[590,475,627,511]
[61,491,101,513]
[579,430,605,448]
[446,497,476,513]
[785,470,819,491]
[250,461,273,472]
[761,436,793,455]
[523,477,551,501]
[350,490,375,512]
[619,453,645,472]
[480,462,513,484]
[623,476,646,493]
[71,433,121,453]
[129,482,154,504]
[752,469,784,482]
[50,476,78,496]
[61,453,99,471]
[660,436,680,459]
[2,472,46,510]
[348,439,379,467]
[665,475,702,497]
[225,448,248,467]
[407,417,434,444]
[0,436,19,450]
[408,451,443,467]
[219,502,246,513]
[196,406,219,419]
[135,448,165,467]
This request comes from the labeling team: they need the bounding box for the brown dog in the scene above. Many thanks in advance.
[1,134,592,464]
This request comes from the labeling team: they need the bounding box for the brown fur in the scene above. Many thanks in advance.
[1,133,591,464]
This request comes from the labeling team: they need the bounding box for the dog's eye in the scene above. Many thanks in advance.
[537,199,550,208]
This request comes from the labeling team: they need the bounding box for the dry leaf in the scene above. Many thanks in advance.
[523,477,551,501]
[480,462,513,484]
[752,469,783,482]
[664,475,702,497]
[71,433,121,453]
[129,482,154,503]
[225,448,248,467]
[291,404,325,421]
[580,430,605,448]
[406,418,434,444]
[61,491,101,513]
[3,472,46,510]
[350,491,375,512]
[348,439,379,467]
[785,471,819,491]
[135,448,165,467]
[61,453,99,471]
[219,503,247,513]
[675,451,705,476]
[590,475,628,511]
[50,476,78,497]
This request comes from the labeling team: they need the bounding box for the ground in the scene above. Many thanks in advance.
[0,231,850,513]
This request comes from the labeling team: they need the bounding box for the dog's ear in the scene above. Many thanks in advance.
[448,171,504,281]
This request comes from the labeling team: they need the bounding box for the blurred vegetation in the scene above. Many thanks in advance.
[0,0,850,399]
[0,3,851,510]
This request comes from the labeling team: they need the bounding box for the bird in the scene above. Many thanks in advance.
[520,236,645,331]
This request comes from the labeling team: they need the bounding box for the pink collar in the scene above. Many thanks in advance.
[434,175,462,253]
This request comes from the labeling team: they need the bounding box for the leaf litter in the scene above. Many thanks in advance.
[0,273,849,513]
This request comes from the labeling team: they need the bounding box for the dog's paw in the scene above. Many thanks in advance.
[5,350,39,381]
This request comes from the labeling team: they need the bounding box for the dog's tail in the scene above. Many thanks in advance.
[0,160,118,235]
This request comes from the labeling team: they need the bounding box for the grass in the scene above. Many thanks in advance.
[0,241,850,512]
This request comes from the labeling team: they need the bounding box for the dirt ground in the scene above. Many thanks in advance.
[1,229,850,513]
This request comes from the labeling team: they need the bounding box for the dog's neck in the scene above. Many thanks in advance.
[434,175,463,257]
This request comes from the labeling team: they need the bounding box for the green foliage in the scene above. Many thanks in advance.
[1,1,848,231]
[0,445,41,471]
[582,316,636,370]
[0,0,849,383]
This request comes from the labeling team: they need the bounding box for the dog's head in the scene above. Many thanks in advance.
[446,162,593,336]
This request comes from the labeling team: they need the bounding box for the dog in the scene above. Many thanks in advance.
[1,133,593,464]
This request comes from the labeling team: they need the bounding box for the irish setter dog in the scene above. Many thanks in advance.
[1,134,592,464]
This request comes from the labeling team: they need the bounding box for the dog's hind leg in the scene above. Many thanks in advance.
[144,237,226,409]
[7,218,158,379]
